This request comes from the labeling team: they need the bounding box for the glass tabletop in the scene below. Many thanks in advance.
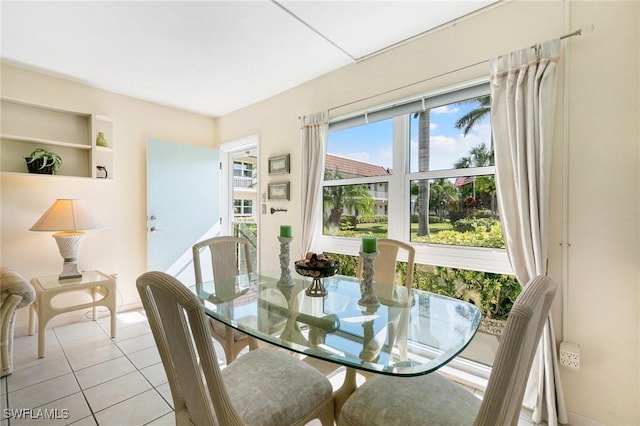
[193,270,481,377]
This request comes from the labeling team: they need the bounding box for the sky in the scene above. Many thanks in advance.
[327,100,492,172]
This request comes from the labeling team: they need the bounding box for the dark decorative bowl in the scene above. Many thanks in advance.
[294,262,339,278]
[294,261,339,297]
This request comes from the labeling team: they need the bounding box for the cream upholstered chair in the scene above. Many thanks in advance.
[137,271,334,426]
[356,238,415,291]
[192,236,255,363]
[338,275,557,426]
[1,267,36,377]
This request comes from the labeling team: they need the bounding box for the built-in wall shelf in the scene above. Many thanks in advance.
[0,97,113,180]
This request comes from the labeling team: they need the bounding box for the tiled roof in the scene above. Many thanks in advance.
[325,154,391,178]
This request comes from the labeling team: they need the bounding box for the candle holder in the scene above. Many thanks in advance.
[277,236,294,287]
[359,306,381,362]
[358,251,380,307]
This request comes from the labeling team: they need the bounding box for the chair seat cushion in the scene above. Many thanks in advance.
[222,347,333,426]
[0,267,35,309]
[340,372,481,426]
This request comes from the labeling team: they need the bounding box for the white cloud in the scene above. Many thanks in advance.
[343,151,371,163]
[373,148,393,168]
[432,105,460,114]
[430,135,457,151]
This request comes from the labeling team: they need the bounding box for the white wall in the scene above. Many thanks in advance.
[1,0,638,424]
[1,64,216,328]
[216,1,639,424]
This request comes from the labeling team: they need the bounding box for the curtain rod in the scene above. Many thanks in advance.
[327,24,594,114]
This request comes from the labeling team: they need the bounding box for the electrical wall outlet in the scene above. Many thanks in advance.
[559,341,580,370]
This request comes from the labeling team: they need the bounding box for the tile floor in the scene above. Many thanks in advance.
[1,310,534,426]
[0,309,356,426]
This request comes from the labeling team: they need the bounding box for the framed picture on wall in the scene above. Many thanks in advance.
[268,182,290,200]
[268,154,290,175]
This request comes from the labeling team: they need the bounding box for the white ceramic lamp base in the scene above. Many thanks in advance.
[53,231,85,280]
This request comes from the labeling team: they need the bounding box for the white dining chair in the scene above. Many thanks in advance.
[356,238,415,291]
[192,236,256,363]
[356,238,415,359]
[338,274,557,426]
[137,271,334,426]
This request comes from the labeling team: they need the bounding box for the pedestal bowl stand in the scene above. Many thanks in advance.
[294,262,339,297]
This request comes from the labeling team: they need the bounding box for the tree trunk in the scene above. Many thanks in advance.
[327,207,343,228]
[417,111,431,236]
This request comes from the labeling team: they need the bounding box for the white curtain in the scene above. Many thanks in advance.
[300,111,329,257]
[490,40,568,425]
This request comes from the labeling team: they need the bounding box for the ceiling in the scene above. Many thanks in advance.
[1,1,498,117]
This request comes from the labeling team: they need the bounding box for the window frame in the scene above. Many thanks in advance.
[315,79,512,275]
[233,198,254,217]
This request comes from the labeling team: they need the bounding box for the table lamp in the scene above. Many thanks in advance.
[30,199,103,280]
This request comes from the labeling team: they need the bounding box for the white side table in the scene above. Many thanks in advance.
[28,270,117,358]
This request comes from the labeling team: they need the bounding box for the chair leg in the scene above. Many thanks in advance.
[317,397,335,426]
[248,336,259,351]
[223,326,235,363]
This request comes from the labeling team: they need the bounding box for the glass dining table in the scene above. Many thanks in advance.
[192,269,481,415]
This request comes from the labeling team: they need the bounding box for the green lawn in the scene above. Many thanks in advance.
[353,221,453,238]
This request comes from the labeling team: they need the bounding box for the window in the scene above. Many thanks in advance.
[319,81,509,275]
[233,161,253,177]
[234,199,253,216]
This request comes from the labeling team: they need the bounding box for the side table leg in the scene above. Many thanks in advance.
[108,282,117,338]
[92,288,98,320]
[37,293,46,358]
[38,319,46,358]
[110,308,117,338]
[28,305,36,336]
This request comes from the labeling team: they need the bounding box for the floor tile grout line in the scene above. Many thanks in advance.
[55,321,127,426]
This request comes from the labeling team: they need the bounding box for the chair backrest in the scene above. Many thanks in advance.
[136,271,244,426]
[356,239,415,289]
[192,236,254,284]
[474,275,557,426]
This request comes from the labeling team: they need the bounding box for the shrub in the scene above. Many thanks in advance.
[324,252,520,320]
[413,220,504,249]
[412,265,520,319]
[339,215,357,231]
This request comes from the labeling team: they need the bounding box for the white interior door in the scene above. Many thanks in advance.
[147,139,220,285]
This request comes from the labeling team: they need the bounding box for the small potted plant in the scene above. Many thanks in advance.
[24,148,63,175]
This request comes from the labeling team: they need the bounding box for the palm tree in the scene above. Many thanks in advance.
[415,110,431,236]
[454,95,491,136]
[323,169,375,229]
[428,178,457,220]
[454,142,496,214]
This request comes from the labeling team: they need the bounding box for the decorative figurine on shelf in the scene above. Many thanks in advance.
[96,165,108,179]
[277,226,294,287]
[96,132,108,148]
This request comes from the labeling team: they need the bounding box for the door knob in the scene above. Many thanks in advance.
[149,226,164,233]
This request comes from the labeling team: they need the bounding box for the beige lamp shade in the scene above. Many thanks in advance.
[30,199,103,232]
[30,199,103,280]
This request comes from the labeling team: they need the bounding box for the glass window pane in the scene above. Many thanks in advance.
[323,184,388,238]
[326,119,393,180]
[409,177,502,248]
[410,95,492,172]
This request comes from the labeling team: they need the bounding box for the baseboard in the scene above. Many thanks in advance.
[566,411,605,426]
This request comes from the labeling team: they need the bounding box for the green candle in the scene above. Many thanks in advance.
[280,225,292,238]
[362,237,377,253]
